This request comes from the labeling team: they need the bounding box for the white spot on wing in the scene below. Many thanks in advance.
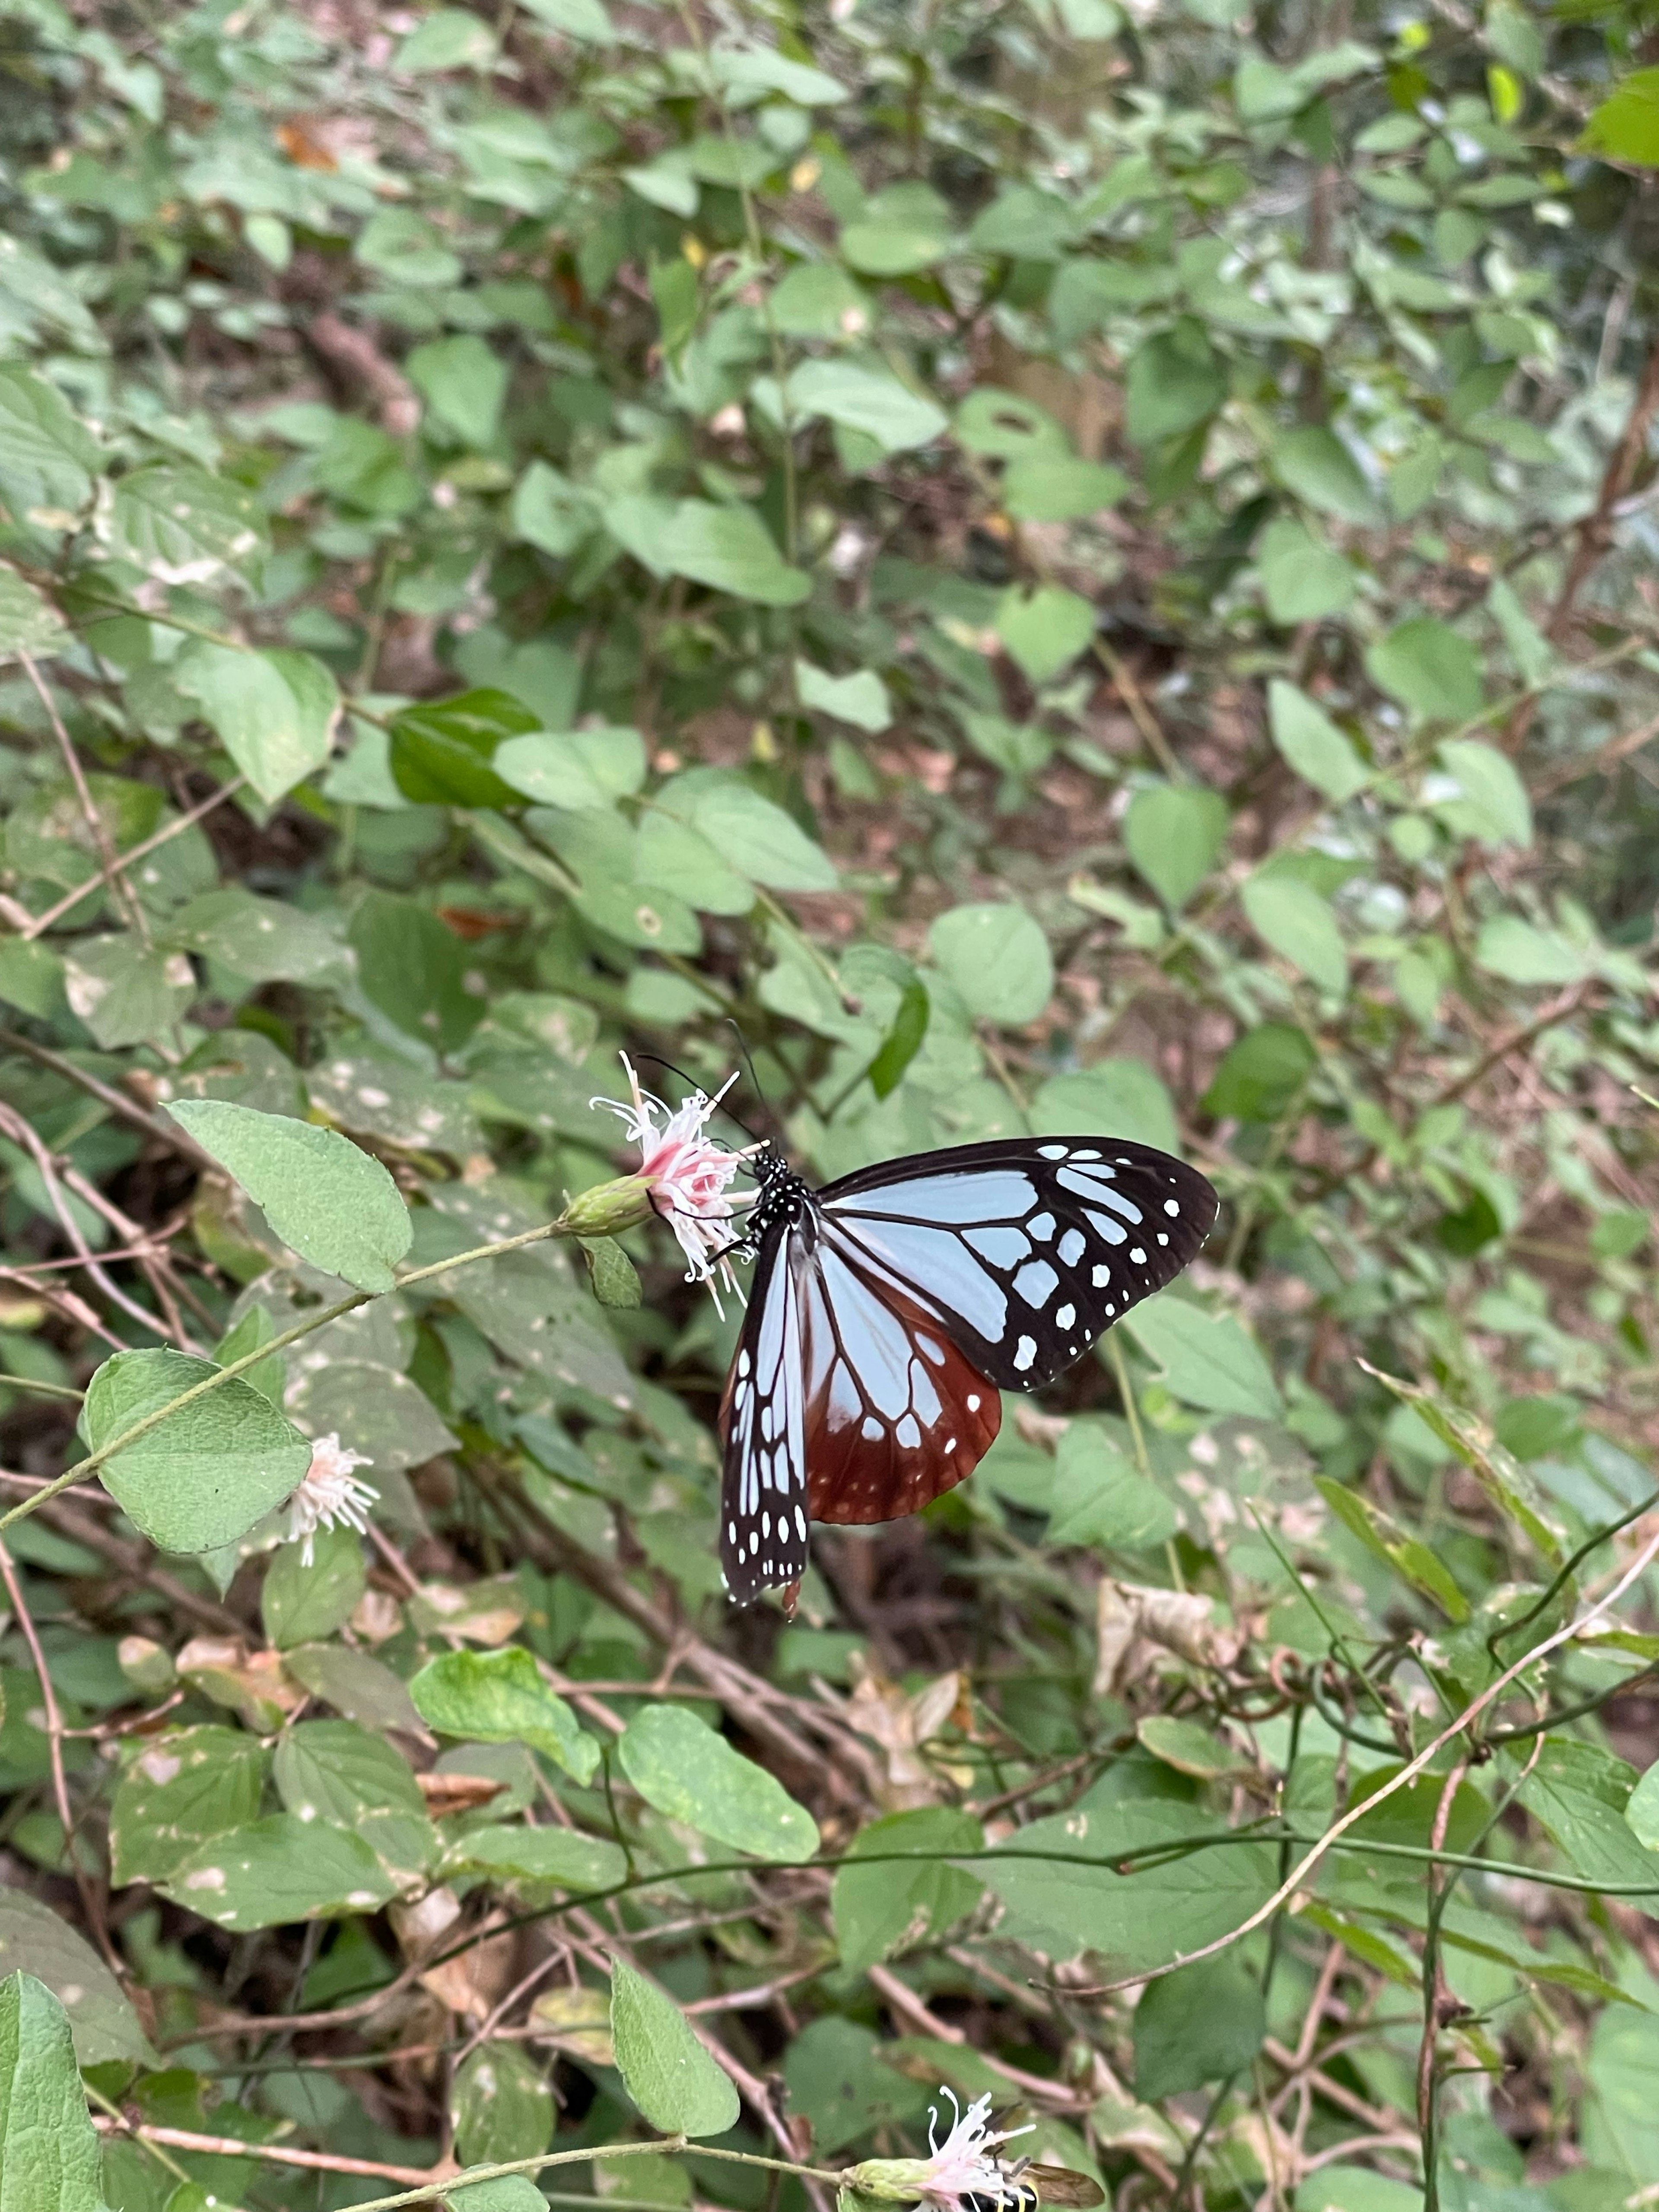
[1014,1335,1036,1373]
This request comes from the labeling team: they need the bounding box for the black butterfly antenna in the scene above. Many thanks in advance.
[631,1049,766,1150]
[724,1019,770,1128]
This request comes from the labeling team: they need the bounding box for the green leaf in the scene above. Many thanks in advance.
[1123,324,1224,447]
[273,1719,434,1888]
[1123,785,1229,910]
[715,42,847,104]
[1001,455,1129,524]
[1047,1424,1176,1548]
[109,1726,270,1885]
[995,583,1095,684]
[1624,1760,1659,1850]
[1202,1024,1315,1122]
[0,564,67,660]
[832,1807,985,1973]
[396,7,496,69]
[1581,69,1659,166]
[650,251,699,357]
[165,1099,412,1293]
[356,207,463,287]
[1121,1297,1282,1420]
[582,1237,642,1309]
[786,360,947,454]
[1365,617,1484,722]
[955,388,1068,458]
[390,688,538,808]
[1516,1739,1659,1891]
[157,1814,399,1929]
[169,887,344,985]
[287,1360,457,1474]
[286,1642,426,1737]
[1133,1958,1265,2098]
[982,1799,1277,1975]
[635,811,756,915]
[262,1523,367,1648]
[513,460,600,557]
[106,465,267,581]
[927,901,1053,1025]
[1137,1714,1250,1781]
[610,1956,741,2137]
[519,0,613,40]
[1473,916,1590,985]
[1267,681,1368,803]
[445,1822,628,1891]
[454,2042,553,2167]
[1364,1365,1567,1567]
[349,889,483,1053]
[410,1647,601,1783]
[1031,1060,1179,1154]
[496,727,645,810]
[83,1345,312,1554]
[409,334,510,447]
[1257,517,1356,624]
[62,934,196,1049]
[444,2180,549,2212]
[839,184,953,274]
[1315,1475,1470,1621]
[658,771,838,892]
[0,1890,152,2067]
[866,974,931,1099]
[795,661,892,733]
[618,1703,820,1862]
[0,367,100,519]
[651,500,810,606]
[0,1973,108,2212]
[1241,876,1348,996]
[783,2018,932,2153]
[1433,738,1533,848]
[1269,426,1380,525]
[175,643,339,804]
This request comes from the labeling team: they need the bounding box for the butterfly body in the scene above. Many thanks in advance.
[717,1135,1218,1604]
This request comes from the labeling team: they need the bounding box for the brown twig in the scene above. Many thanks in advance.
[1504,332,1659,753]
[89,2118,445,2187]
[0,1026,223,1175]
[0,1531,122,1973]
[20,774,248,939]
[17,652,149,940]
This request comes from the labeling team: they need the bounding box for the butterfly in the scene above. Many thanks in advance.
[715,1134,1218,1604]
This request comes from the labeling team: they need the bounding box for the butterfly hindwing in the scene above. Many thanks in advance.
[818,1136,1218,1392]
[798,1239,1001,1527]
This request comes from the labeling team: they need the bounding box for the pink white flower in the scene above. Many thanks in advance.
[915,2091,1033,2208]
[845,2091,1034,2209]
[287,1433,378,1565]
[592,1055,757,1305]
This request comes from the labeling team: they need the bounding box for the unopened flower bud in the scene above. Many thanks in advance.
[557,1173,656,1239]
[845,2162,938,2204]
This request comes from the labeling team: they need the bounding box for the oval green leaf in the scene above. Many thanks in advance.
[618,1703,819,1862]
[610,1955,741,2137]
[166,1098,412,1293]
[84,1346,312,1555]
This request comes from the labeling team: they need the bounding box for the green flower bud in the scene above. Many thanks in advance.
[557,1173,657,1239]
[844,2162,935,2204]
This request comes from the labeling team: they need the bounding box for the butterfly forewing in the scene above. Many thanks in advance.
[819,1137,1217,1390]
[718,1135,1218,1604]
[718,1224,811,1605]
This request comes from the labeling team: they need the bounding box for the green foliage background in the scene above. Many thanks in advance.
[3,0,1659,2205]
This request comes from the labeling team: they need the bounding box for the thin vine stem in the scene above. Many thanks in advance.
[0,1215,584,1535]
